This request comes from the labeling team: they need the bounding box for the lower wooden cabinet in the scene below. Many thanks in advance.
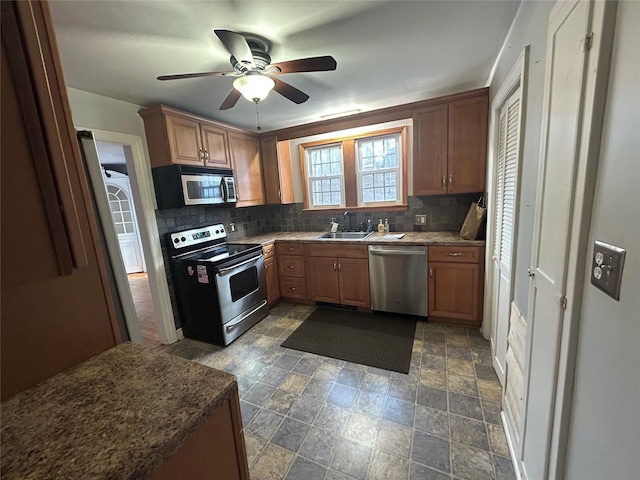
[428,245,484,326]
[276,242,308,301]
[305,244,370,308]
[263,244,280,307]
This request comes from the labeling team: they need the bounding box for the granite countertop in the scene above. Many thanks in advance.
[233,231,485,247]
[1,343,236,480]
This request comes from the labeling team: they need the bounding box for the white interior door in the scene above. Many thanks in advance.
[491,85,522,384]
[521,1,593,478]
[105,179,144,274]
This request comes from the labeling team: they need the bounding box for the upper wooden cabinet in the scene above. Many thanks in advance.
[228,131,265,207]
[260,135,295,205]
[413,92,488,195]
[140,105,231,169]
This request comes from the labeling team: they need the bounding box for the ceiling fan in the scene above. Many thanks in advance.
[157,30,337,111]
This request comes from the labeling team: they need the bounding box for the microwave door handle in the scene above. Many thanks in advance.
[220,177,228,202]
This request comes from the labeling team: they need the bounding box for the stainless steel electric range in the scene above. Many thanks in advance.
[166,224,268,346]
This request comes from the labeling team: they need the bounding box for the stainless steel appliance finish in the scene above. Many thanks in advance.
[152,165,237,209]
[167,224,267,346]
[368,245,428,317]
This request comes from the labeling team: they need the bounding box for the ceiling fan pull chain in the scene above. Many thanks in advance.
[255,100,262,131]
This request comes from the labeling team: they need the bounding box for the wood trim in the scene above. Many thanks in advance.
[139,104,250,135]
[343,139,357,207]
[302,205,408,214]
[268,88,489,141]
[298,143,311,210]
[276,141,295,204]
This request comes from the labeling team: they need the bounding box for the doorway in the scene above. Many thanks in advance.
[79,129,178,348]
[95,141,160,347]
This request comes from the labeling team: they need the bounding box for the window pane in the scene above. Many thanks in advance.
[114,224,125,235]
[363,188,374,202]
[331,192,341,204]
[322,163,331,176]
[385,187,396,201]
[385,172,396,186]
[331,178,340,191]
[331,162,340,175]
[323,193,332,204]
[374,173,384,187]
[313,193,322,205]
[375,188,385,201]
[362,174,373,188]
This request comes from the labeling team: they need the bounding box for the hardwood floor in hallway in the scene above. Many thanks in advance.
[127,273,161,348]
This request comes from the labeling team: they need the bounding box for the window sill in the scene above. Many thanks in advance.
[303,204,408,214]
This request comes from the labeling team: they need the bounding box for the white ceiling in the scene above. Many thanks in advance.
[49,1,521,133]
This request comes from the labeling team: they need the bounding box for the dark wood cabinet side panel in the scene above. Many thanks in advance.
[261,136,281,204]
[150,395,249,480]
[1,0,118,401]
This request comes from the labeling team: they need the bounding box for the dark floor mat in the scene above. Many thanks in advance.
[280,307,416,374]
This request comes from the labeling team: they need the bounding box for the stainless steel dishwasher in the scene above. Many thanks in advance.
[368,245,428,317]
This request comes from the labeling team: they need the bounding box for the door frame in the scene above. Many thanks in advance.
[83,128,177,345]
[518,1,617,478]
[484,46,529,384]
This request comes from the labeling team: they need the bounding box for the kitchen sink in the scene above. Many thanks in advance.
[316,231,373,240]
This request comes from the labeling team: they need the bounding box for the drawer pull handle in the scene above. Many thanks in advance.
[429,268,433,278]
[288,265,295,269]
[290,287,296,291]
[288,247,294,251]
[449,253,462,256]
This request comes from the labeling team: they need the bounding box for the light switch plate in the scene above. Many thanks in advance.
[591,240,626,300]
[415,214,427,225]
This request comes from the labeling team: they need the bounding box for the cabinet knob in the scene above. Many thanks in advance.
[333,262,337,271]
[429,268,433,278]
[442,176,446,189]
[290,287,297,291]
[288,265,295,269]
[448,174,453,188]
[338,263,341,272]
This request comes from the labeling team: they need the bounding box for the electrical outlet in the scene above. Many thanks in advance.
[415,214,427,226]
[591,240,626,300]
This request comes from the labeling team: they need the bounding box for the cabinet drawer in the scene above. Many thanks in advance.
[262,243,275,259]
[280,277,307,299]
[276,242,304,256]
[429,246,482,263]
[278,255,305,277]
[305,243,368,259]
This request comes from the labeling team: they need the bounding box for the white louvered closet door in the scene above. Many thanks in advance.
[491,84,522,383]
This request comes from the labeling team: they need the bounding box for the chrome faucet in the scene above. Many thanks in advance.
[344,211,353,232]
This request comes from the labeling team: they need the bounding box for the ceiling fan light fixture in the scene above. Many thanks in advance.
[233,73,275,103]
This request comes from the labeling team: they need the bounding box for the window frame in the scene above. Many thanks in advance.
[304,142,346,209]
[355,132,403,207]
[299,126,407,212]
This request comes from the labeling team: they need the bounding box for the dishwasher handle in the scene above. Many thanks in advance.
[369,248,426,256]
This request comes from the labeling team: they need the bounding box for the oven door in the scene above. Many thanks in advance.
[215,253,267,324]
[181,173,224,205]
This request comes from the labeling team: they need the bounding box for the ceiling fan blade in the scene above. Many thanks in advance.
[157,71,235,81]
[272,77,309,104]
[271,56,337,74]
[214,29,254,67]
[219,89,242,110]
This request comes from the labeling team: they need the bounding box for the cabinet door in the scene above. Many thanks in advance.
[338,258,370,308]
[228,131,265,207]
[165,114,203,166]
[264,256,280,305]
[413,104,448,195]
[448,96,488,194]
[428,261,480,324]
[201,123,230,168]
[306,256,340,303]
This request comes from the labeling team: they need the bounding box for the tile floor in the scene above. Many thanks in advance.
[127,273,161,348]
[161,302,516,480]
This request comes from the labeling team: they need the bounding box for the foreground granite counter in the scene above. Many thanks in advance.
[234,230,485,247]
[1,343,238,480]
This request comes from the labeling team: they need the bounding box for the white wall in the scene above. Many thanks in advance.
[564,2,640,478]
[488,0,554,312]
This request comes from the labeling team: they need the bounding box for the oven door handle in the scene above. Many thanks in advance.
[217,253,263,275]
[225,299,268,332]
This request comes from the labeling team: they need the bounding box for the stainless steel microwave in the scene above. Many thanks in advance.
[152,165,237,209]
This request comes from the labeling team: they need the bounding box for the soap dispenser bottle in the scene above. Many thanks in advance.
[366,219,373,233]
[377,219,385,233]
[384,218,390,233]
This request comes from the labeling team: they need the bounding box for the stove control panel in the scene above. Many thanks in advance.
[169,224,226,250]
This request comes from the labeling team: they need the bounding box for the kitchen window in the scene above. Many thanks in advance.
[300,126,407,212]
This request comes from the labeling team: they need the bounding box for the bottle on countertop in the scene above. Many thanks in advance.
[366,219,373,233]
[377,219,385,233]
[330,218,339,233]
[384,218,390,233]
